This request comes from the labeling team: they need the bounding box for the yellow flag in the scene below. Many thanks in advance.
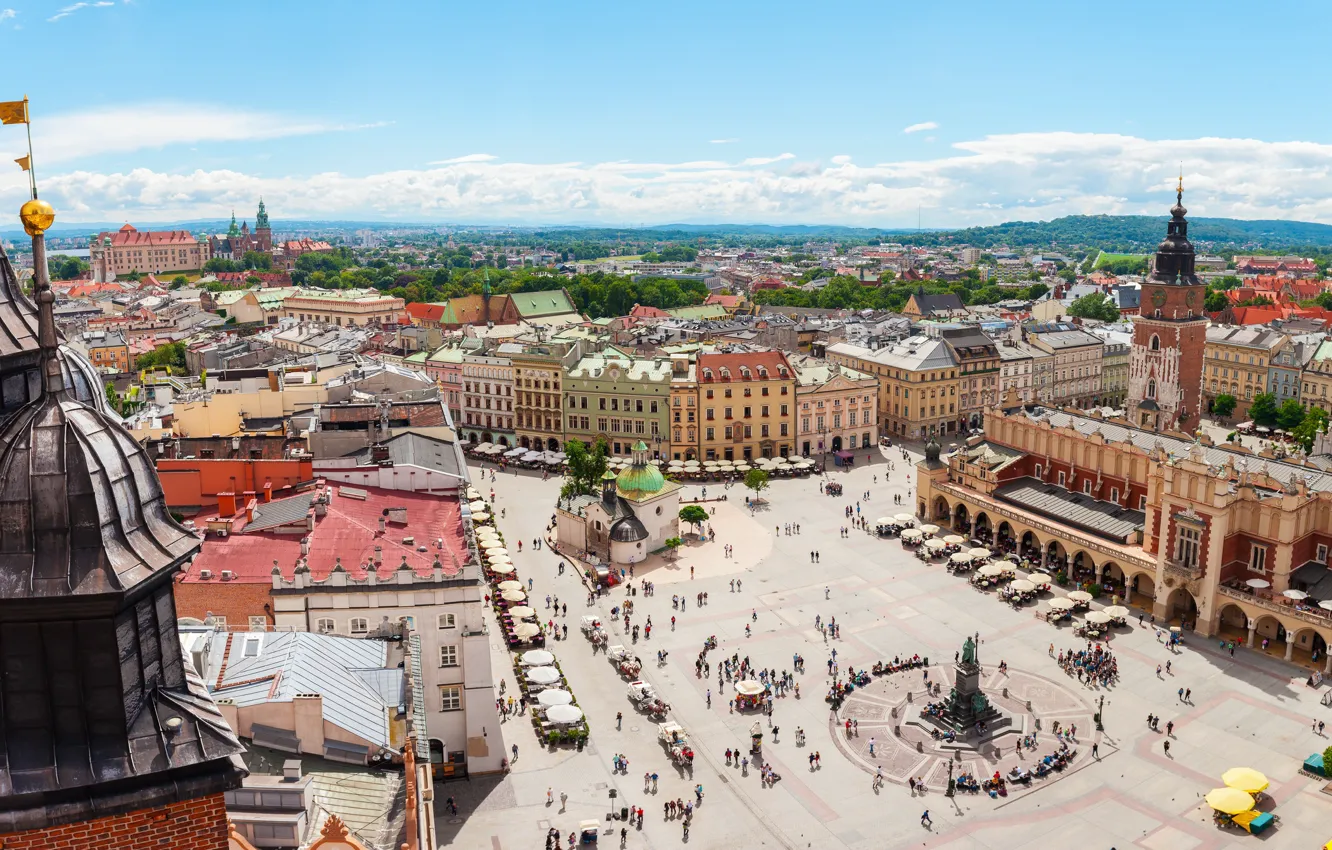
[0,99,27,125]
[14,155,28,172]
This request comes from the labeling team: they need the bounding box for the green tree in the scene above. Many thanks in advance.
[663,537,683,559]
[562,438,610,497]
[170,275,188,288]
[1293,407,1330,453]
[104,381,120,415]
[1204,289,1229,312]
[1249,392,1279,427]
[135,341,188,374]
[1211,394,1237,419]
[744,468,770,501]
[1276,399,1307,431]
[203,258,241,273]
[241,251,273,271]
[679,504,709,534]
[1066,292,1120,322]
[1317,291,1332,311]
[53,256,89,280]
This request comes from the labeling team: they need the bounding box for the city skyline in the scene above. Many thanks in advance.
[3,0,1332,225]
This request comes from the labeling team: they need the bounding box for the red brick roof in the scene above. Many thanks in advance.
[629,304,669,318]
[704,294,742,308]
[184,484,469,583]
[406,302,447,322]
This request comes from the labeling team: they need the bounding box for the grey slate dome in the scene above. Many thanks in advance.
[609,515,649,543]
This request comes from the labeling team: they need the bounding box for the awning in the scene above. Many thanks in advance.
[834,450,855,459]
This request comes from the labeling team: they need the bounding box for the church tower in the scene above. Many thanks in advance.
[254,197,272,253]
[1126,177,1208,431]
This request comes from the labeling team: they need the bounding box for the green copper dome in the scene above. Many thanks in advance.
[616,441,665,495]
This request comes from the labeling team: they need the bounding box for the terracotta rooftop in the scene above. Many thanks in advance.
[184,483,469,584]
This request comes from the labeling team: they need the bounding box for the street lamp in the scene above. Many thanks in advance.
[1095,694,1104,731]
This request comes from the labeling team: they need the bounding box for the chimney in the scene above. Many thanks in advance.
[263,480,273,503]
[245,496,257,523]
[282,760,302,782]
[217,491,237,517]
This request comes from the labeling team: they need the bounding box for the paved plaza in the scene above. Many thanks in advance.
[440,446,1332,850]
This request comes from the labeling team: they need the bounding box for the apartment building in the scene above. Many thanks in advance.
[1203,326,1285,419]
[940,327,1000,431]
[668,354,700,461]
[790,353,878,455]
[90,223,210,280]
[696,351,795,461]
[511,342,580,452]
[279,287,405,327]
[460,349,515,445]
[564,352,672,456]
[827,336,959,441]
[1026,327,1105,408]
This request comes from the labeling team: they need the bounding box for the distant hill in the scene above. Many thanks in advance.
[873,215,1332,252]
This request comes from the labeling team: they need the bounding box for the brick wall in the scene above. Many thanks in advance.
[174,580,274,628]
[0,792,230,850]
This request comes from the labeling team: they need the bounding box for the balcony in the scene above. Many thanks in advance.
[1163,558,1203,583]
[1218,584,1332,629]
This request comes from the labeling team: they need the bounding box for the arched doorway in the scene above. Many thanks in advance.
[519,436,530,449]
[1216,604,1248,644]
[953,503,970,534]
[1099,562,1124,595]
[1071,551,1095,584]
[1164,587,1198,626]
[482,431,494,443]
[997,521,1014,551]
[1128,572,1155,608]
[974,512,992,544]
[1046,540,1067,572]
[548,437,560,451]
[497,435,509,447]
[468,433,478,444]
[831,435,843,452]
[1020,530,1041,561]
[933,496,951,524]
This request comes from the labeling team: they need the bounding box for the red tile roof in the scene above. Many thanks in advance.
[704,294,743,308]
[697,350,792,381]
[629,304,669,318]
[406,302,447,322]
[98,224,199,247]
[184,484,469,583]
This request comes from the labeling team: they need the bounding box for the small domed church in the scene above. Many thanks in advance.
[556,441,682,567]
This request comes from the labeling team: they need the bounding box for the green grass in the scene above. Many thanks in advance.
[1093,252,1148,269]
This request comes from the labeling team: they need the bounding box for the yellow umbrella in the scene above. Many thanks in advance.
[1204,787,1254,815]
[1221,768,1270,794]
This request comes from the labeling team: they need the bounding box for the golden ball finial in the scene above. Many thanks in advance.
[19,198,54,236]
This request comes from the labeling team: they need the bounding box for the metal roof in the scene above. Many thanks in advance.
[210,631,397,747]
[994,477,1145,543]
[244,491,316,532]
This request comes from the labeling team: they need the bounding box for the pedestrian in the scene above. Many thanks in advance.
[706,689,711,708]
[560,791,567,811]
[1163,740,1170,756]
[1177,687,1184,701]
[616,711,623,730]
[1184,687,1191,702]
[921,810,932,827]
[547,787,553,806]
[512,743,518,762]
[1092,742,1099,758]
[909,776,916,792]
[1166,720,1174,736]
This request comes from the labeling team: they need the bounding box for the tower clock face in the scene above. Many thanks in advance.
[1186,289,1196,305]
[1152,289,1167,308]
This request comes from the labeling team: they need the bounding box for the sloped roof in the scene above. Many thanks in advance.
[994,476,1144,542]
[509,289,575,318]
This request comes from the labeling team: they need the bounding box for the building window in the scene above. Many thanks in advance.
[440,685,462,711]
[439,645,459,667]
[350,617,369,635]
[1318,544,1329,564]
[1110,487,1119,503]
[316,618,335,633]
[438,613,456,629]
[1083,480,1092,495]
[1249,544,1266,574]
[1176,524,1201,570]
[1034,464,1042,478]
[248,615,267,630]
[1057,471,1066,487]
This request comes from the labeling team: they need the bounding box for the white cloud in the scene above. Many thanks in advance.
[0,103,375,164]
[48,1,114,21]
[740,153,795,166]
[428,153,497,165]
[709,138,739,145]
[831,155,852,165]
[0,9,15,21]
[903,121,938,134]
[20,131,1332,227]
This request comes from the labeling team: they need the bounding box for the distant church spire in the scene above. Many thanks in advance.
[255,197,270,230]
[227,209,239,237]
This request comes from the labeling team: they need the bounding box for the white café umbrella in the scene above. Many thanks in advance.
[735,462,751,472]
[874,517,896,527]
[472,443,493,452]
[508,605,536,620]
[511,622,541,638]
[924,539,947,552]
[500,590,527,603]
[489,563,515,574]
[895,513,916,525]
[1048,598,1075,610]
[920,524,940,536]
[1084,611,1112,625]
[1103,605,1130,618]
[1067,590,1093,603]
[950,552,972,565]
[497,580,523,591]
[465,486,482,500]
[1246,578,1271,589]
[469,500,489,513]
[1320,600,1332,611]
[977,564,1005,578]
[1009,579,1036,593]
[547,705,585,725]
[1284,589,1309,600]
[487,555,513,567]
[943,534,966,546]
[525,666,561,686]
[734,680,765,696]
[538,689,574,708]
[505,447,525,458]
[1028,573,1053,585]
[471,511,490,522]
[900,528,922,541]
[480,539,504,550]
[521,649,555,666]
[486,548,510,559]
[969,547,992,560]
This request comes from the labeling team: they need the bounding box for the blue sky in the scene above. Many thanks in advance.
[3,0,1332,226]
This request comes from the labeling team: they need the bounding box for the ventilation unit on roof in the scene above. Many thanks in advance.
[221,570,234,581]
[198,569,213,580]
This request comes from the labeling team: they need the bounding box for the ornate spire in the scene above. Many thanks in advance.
[255,197,270,230]
[227,209,239,237]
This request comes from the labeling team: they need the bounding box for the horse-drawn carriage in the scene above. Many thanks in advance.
[609,645,641,678]
[658,722,694,766]
[627,681,670,717]
[581,616,607,647]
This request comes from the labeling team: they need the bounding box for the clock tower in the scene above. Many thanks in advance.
[1127,178,1208,431]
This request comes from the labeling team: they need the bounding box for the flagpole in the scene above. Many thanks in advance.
[22,95,35,200]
